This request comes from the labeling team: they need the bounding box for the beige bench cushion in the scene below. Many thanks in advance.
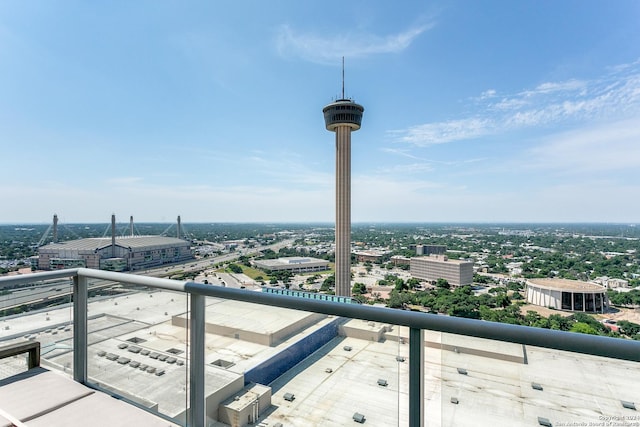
[0,368,93,422]
[0,368,179,427]
[27,392,177,427]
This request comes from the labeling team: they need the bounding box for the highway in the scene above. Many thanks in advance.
[0,239,294,312]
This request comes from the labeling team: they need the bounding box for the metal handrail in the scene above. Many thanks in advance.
[2,267,640,427]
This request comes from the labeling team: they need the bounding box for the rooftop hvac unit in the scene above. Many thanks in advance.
[353,413,365,424]
[531,382,543,391]
[377,379,388,387]
[457,368,468,375]
[621,400,636,410]
[343,346,352,351]
[537,417,552,427]
[396,356,405,362]
[283,393,295,402]
[450,397,459,404]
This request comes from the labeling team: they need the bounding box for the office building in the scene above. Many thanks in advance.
[410,255,474,286]
[253,257,329,273]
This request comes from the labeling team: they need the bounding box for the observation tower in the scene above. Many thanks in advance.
[322,62,364,297]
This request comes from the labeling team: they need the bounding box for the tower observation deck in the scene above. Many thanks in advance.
[323,97,364,297]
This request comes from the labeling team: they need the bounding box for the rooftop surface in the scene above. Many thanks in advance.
[528,278,606,291]
[1,290,638,426]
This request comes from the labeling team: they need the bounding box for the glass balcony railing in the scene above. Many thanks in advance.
[1,268,639,427]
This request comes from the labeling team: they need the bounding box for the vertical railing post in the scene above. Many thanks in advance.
[73,273,88,383]
[409,327,424,427]
[189,293,206,427]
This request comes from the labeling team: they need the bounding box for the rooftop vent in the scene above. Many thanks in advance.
[457,368,468,375]
[127,337,147,344]
[537,417,552,427]
[167,348,183,355]
[622,400,636,410]
[353,413,365,424]
[211,359,235,369]
[283,393,295,402]
[377,379,388,387]
[450,397,459,404]
[532,382,543,391]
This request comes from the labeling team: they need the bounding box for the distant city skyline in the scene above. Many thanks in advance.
[1,1,639,223]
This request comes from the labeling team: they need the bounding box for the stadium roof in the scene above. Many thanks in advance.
[40,236,189,251]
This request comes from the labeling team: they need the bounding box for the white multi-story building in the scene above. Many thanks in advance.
[410,255,474,286]
[253,257,329,273]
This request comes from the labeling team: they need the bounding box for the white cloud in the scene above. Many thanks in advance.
[480,89,496,99]
[375,162,435,175]
[106,177,144,186]
[525,117,640,174]
[526,79,586,96]
[275,23,432,64]
[389,118,492,146]
[379,147,424,160]
[393,60,640,146]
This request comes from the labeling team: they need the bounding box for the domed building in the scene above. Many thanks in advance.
[525,278,608,312]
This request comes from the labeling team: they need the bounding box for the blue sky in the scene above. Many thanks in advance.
[1,1,639,224]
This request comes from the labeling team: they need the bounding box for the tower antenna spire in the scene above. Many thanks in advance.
[342,56,345,99]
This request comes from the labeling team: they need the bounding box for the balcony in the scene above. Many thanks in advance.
[1,268,639,427]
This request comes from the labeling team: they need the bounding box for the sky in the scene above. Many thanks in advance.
[1,1,640,224]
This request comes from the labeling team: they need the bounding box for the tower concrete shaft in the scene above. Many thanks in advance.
[335,126,352,296]
[323,98,364,297]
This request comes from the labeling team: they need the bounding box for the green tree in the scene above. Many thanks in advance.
[321,274,335,292]
[436,278,450,289]
[352,282,367,295]
[570,322,599,335]
[228,263,243,274]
